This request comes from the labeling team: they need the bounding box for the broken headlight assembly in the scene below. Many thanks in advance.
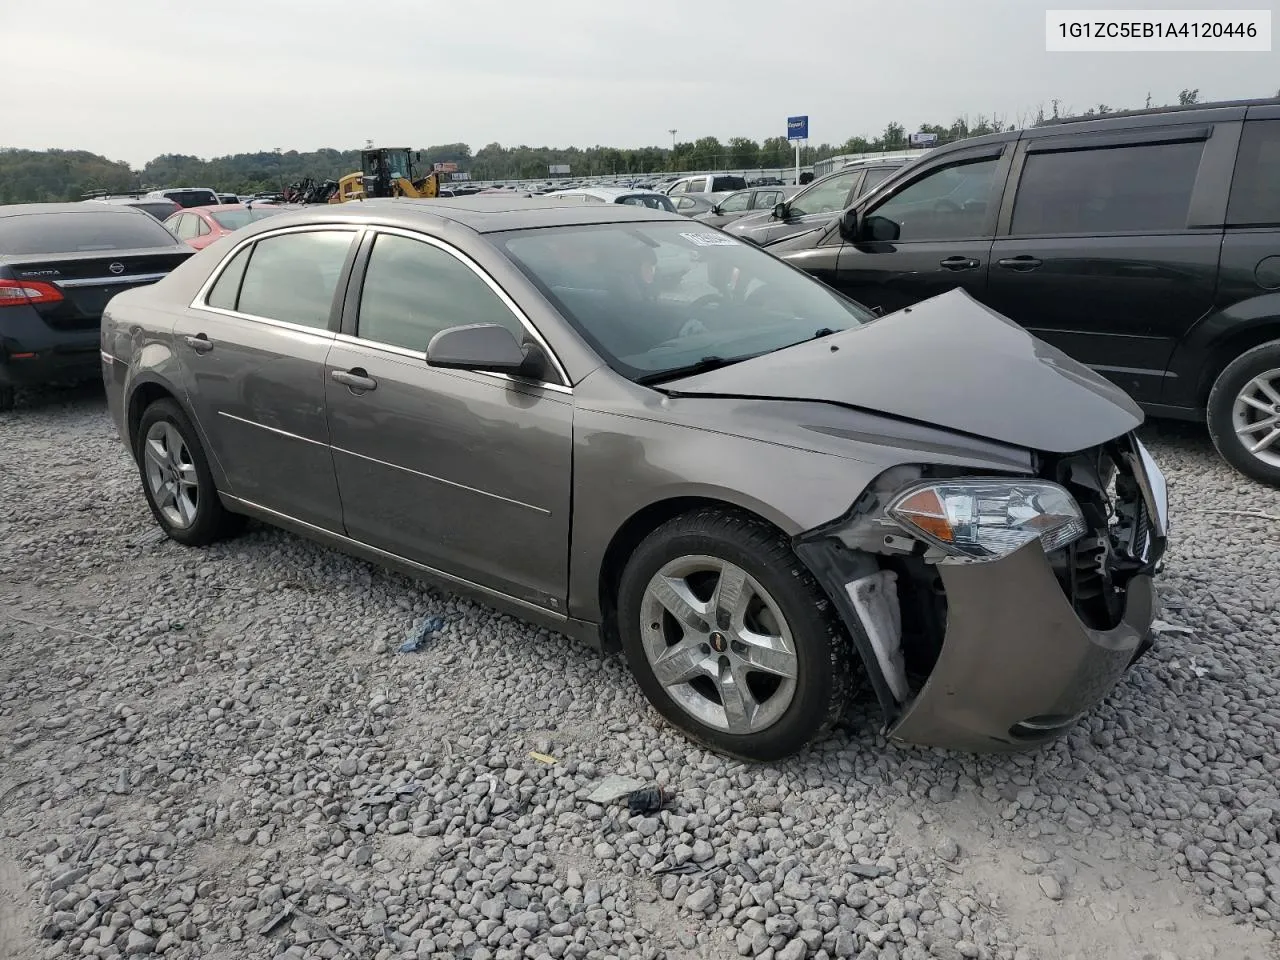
[887,479,1086,562]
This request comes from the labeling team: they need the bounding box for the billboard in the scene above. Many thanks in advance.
[449,171,472,181]
[549,164,571,175]
[908,132,939,147]
[433,161,458,172]
[787,116,809,141]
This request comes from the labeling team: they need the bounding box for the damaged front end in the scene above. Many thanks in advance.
[795,434,1168,752]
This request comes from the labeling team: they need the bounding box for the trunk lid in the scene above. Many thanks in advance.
[1,248,193,329]
[658,288,1143,454]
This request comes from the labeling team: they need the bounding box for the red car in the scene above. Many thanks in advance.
[163,204,289,250]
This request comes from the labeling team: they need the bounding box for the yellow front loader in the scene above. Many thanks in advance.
[328,147,445,203]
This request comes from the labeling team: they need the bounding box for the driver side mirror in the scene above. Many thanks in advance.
[838,208,860,242]
[426,323,546,380]
[772,201,789,220]
[862,214,901,242]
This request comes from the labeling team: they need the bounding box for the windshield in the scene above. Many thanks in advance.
[210,207,289,230]
[499,222,872,382]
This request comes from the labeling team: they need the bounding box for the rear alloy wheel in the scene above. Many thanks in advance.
[618,508,855,761]
[1208,341,1280,487]
[135,399,243,545]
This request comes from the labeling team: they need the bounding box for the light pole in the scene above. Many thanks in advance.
[273,146,283,195]
[669,129,677,170]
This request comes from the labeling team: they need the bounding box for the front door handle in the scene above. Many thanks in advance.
[184,334,214,353]
[331,368,378,392]
[996,256,1043,272]
[939,256,981,271]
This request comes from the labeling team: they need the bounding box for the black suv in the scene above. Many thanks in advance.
[727,158,912,246]
[767,99,1280,486]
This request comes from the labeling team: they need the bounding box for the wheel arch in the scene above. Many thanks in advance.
[125,377,231,492]
[1176,296,1280,408]
[594,495,793,652]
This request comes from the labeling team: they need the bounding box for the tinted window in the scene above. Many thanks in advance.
[1227,120,1280,227]
[357,234,524,351]
[867,158,1000,241]
[165,190,219,208]
[0,211,181,255]
[860,166,897,193]
[718,191,751,213]
[206,244,252,310]
[237,231,354,329]
[711,175,748,191]
[790,171,859,217]
[1011,141,1203,235]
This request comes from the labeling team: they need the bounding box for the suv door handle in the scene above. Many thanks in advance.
[184,334,214,353]
[939,256,981,271]
[331,368,377,392]
[996,256,1043,272]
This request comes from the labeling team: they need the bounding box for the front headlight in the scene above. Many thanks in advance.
[887,479,1086,562]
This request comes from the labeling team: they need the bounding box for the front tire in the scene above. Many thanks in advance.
[1207,340,1280,487]
[135,399,243,545]
[617,507,856,762]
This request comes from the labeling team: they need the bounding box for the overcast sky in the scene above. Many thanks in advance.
[4,0,1275,167]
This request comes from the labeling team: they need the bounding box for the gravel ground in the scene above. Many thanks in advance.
[1,384,1279,960]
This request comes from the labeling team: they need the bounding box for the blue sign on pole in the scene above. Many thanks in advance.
[787,116,809,141]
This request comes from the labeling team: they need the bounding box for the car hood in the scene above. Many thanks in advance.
[656,288,1143,454]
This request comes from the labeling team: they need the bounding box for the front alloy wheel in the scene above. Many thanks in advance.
[639,556,798,735]
[618,507,856,761]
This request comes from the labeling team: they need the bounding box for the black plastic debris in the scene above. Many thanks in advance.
[627,784,666,816]
[398,615,446,653]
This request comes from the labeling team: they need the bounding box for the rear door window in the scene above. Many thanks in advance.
[753,190,781,209]
[1227,119,1280,226]
[1010,140,1204,235]
[860,166,898,194]
[174,215,200,241]
[235,230,355,329]
[688,178,707,192]
[0,211,181,254]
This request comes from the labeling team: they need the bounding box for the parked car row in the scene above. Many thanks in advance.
[761,98,1280,486]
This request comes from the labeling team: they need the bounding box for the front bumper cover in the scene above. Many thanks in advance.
[885,541,1156,752]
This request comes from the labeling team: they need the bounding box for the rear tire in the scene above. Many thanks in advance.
[135,399,244,546]
[1207,340,1280,488]
[617,507,856,762]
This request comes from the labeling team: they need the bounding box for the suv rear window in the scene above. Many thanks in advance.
[1011,139,1204,235]
[1227,119,1280,227]
[711,175,748,191]
[164,190,220,208]
[0,211,182,255]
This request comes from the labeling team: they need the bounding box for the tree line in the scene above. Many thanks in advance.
[0,88,1268,203]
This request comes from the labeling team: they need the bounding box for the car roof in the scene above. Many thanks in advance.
[555,187,669,199]
[243,197,686,234]
[0,202,152,219]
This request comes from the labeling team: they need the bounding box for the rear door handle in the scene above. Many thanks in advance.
[184,334,213,353]
[996,256,1043,272]
[331,368,378,392]
[939,256,981,271]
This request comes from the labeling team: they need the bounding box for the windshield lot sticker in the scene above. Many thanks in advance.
[679,232,739,247]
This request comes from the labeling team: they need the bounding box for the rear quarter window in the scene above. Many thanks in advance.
[712,175,748,191]
[0,211,183,255]
[1227,120,1280,226]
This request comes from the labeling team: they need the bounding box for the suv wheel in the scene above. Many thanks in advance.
[135,399,244,545]
[617,507,856,762]
[1208,340,1280,487]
